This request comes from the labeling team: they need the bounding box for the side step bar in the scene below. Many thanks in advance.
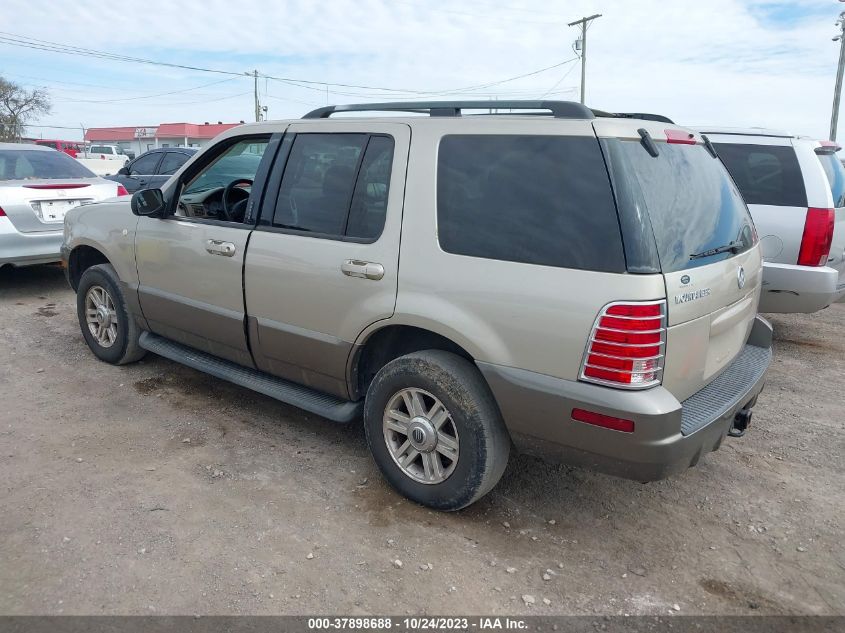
[138,332,362,423]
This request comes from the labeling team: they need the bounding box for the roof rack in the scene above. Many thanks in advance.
[302,100,595,120]
[591,109,675,124]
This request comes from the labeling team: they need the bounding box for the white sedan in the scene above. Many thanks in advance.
[0,143,129,269]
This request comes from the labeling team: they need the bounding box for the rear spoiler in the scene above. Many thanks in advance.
[815,140,842,155]
[592,110,675,124]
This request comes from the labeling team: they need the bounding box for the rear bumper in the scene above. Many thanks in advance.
[759,261,838,313]
[0,218,63,267]
[479,316,773,482]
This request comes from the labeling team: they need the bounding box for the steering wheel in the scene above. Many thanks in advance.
[221,178,253,221]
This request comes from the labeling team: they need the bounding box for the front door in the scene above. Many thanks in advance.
[244,122,410,397]
[135,134,278,366]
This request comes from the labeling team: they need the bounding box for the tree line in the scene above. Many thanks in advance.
[0,75,51,142]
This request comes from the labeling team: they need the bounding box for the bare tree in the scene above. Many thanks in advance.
[0,76,51,142]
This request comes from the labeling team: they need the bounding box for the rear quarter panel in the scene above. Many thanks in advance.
[376,118,667,381]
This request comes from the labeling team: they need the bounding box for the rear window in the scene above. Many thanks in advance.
[713,143,807,207]
[89,145,112,154]
[0,149,95,180]
[437,135,625,272]
[817,151,845,208]
[603,139,755,273]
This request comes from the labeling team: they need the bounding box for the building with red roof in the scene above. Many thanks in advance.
[84,121,244,156]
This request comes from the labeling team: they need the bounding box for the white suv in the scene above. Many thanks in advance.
[694,127,845,313]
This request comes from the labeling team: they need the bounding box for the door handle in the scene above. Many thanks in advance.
[206,239,236,257]
[341,259,384,280]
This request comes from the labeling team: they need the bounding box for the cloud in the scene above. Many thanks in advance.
[0,0,842,139]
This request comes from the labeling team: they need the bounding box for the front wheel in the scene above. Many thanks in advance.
[363,350,510,511]
[76,263,145,365]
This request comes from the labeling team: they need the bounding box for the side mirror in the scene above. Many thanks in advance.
[130,188,166,217]
[117,166,130,176]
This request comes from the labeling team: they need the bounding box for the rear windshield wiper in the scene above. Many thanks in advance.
[689,241,743,260]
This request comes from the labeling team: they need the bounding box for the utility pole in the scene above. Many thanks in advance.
[568,13,601,105]
[831,9,845,141]
[253,69,261,122]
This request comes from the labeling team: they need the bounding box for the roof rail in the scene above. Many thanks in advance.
[302,100,595,120]
[591,109,675,124]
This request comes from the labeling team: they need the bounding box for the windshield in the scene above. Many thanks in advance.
[603,138,756,273]
[0,149,96,180]
[817,151,845,208]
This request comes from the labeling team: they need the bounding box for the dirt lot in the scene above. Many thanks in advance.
[0,264,843,616]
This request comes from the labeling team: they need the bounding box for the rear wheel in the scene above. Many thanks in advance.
[76,264,145,365]
[364,350,510,511]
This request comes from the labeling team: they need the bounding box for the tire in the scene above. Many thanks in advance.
[76,263,145,365]
[363,350,510,511]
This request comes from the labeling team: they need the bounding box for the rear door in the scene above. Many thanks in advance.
[244,121,410,398]
[708,136,808,265]
[119,151,163,193]
[597,121,762,401]
[150,151,194,190]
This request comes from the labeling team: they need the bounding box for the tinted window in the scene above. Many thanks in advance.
[437,135,624,272]
[713,143,807,207]
[817,152,845,208]
[129,153,161,175]
[158,152,191,175]
[347,137,394,239]
[89,145,111,154]
[273,134,368,235]
[0,149,95,180]
[604,139,755,273]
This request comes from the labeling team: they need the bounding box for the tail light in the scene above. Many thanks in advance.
[797,207,834,267]
[117,184,129,196]
[580,301,666,389]
[0,206,6,217]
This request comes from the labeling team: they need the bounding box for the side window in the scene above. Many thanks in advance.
[158,152,191,176]
[437,135,625,272]
[129,153,161,176]
[347,136,395,240]
[817,152,845,208]
[273,134,366,235]
[714,143,807,207]
[176,136,270,222]
[272,133,394,239]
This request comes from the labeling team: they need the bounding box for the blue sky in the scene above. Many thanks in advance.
[1,0,843,140]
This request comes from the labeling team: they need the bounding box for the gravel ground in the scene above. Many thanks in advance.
[0,264,843,616]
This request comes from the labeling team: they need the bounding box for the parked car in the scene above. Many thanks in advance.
[105,148,198,194]
[0,143,128,268]
[33,139,84,158]
[693,127,845,313]
[85,144,130,165]
[63,101,772,510]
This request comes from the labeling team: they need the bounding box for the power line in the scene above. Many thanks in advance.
[0,30,579,99]
[45,77,240,104]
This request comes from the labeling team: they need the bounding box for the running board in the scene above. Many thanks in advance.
[138,332,362,423]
